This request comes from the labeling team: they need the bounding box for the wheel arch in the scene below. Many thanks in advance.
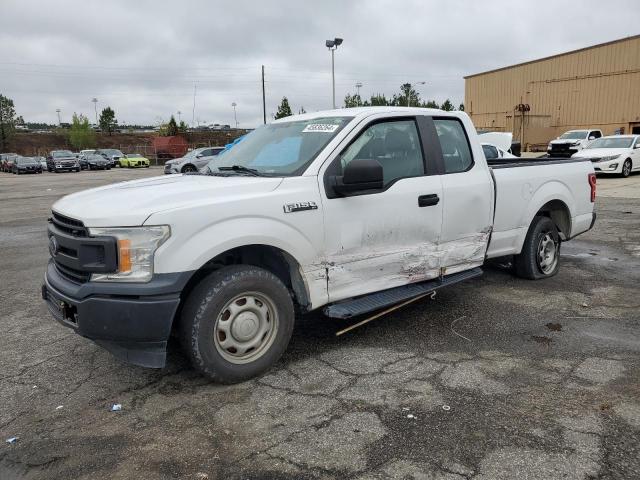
[178,244,312,314]
[535,199,572,240]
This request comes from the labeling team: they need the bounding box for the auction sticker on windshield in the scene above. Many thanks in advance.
[302,124,340,133]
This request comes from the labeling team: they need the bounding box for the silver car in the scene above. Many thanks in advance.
[164,146,225,174]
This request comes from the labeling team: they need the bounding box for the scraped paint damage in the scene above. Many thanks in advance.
[323,229,491,302]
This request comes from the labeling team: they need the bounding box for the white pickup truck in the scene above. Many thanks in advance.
[43,107,597,382]
[547,129,603,157]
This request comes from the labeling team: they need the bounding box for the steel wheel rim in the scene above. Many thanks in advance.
[623,161,631,176]
[537,233,558,274]
[214,291,279,364]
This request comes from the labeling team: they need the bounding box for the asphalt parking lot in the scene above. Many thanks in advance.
[1,168,639,480]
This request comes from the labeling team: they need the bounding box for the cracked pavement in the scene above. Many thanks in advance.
[1,169,639,479]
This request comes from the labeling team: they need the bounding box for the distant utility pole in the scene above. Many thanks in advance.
[191,84,197,128]
[232,102,238,128]
[355,82,363,97]
[262,65,266,125]
[56,109,61,125]
[177,110,182,122]
[91,98,98,124]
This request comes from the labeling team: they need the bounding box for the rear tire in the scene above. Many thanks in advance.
[513,216,560,280]
[180,265,294,383]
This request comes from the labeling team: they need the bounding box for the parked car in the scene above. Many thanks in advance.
[1,153,18,172]
[36,156,47,170]
[2,154,20,172]
[85,154,111,170]
[547,129,603,157]
[164,146,225,174]
[13,156,43,174]
[43,107,596,383]
[47,150,80,172]
[572,135,640,177]
[119,153,150,168]
[97,149,124,167]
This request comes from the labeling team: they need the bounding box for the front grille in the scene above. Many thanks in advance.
[54,262,91,283]
[51,211,87,237]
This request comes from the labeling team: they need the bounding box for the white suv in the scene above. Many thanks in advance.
[164,147,225,174]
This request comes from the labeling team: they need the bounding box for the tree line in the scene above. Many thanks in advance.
[274,83,464,119]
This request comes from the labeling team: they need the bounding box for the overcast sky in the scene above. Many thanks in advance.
[1,0,638,127]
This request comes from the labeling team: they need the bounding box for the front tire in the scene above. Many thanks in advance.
[514,216,560,280]
[182,164,197,173]
[621,159,632,178]
[180,265,294,383]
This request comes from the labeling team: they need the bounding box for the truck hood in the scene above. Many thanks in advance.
[572,148,629,159]
[52,174,283,227]
[478,132,512,151]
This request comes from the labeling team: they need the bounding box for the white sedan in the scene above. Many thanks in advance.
[572,135,640,177]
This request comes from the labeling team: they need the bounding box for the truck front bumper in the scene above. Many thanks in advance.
[42,260,191,368]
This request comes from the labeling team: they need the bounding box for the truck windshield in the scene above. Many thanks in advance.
[559,131,588,140]
[586,137,634,149]
[206,117,352,176]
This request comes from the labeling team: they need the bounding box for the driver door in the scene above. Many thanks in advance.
[320,115,443,302]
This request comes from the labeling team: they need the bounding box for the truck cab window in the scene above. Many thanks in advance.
[339,120,424,186]
[482,144,499,160]
[589,131,602,139]
[434,119,473,173]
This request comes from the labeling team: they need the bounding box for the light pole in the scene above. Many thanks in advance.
[55,109,61,125]
[177,110,182,123]
[408,81,426,107]
[91,98,98,125]
[325,37,343,109]
[232,102,238,128]
[355,82,363,100]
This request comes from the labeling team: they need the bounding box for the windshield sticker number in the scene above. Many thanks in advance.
[302,124,340,133]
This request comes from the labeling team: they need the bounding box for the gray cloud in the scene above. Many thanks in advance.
[1,0,638,127]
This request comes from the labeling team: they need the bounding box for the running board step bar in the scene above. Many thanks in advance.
[324,267,483,319]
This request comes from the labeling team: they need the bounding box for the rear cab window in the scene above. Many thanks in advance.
[433,118,474,174]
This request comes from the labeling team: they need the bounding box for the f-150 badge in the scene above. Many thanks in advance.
[283,201,318,213]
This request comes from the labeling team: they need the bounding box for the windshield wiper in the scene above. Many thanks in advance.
[217,165,262,176]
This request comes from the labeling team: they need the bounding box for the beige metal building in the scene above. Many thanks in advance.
[464,35,640,150]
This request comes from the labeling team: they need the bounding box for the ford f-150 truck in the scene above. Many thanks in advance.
[43,107,597,383]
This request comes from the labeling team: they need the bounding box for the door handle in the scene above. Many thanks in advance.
[418,194,440,207]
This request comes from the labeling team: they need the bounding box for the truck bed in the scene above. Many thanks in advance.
[487,157,589,168]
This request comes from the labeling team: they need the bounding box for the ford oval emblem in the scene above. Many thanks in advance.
[48,236,59,256]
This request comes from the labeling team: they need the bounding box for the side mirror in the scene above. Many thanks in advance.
[196,153,203,158]
[635,143,640,149]
[588,136,595,140]
[331,158,383,196]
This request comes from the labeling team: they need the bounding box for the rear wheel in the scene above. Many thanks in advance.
[180,265,294,383]
[514,216,560,280]
[621,159,632,178]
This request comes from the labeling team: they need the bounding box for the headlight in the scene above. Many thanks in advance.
[87,226,170,282]
[547,145,552,150]
[601,155,620,161]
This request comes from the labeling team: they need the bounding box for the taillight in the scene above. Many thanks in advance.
[588,172,596,202]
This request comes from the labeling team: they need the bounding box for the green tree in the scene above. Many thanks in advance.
[167,115,179,136]
[69,113,96,150]
[458,103,465,112]
[423,100,439,108]
[369,94,389,106]
[178,120,188,134]
[298,106,307,114]
[274,97,293,119]
[440,99,455,111]
[99,106,118,135]
[0,94,17,150]
[344,93,364,108]
[392,83,421,107]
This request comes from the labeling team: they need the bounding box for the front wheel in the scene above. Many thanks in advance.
[621,159,632,178]
[181,164,197,173]
[180,265,294,383]
[513,216,560,280]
